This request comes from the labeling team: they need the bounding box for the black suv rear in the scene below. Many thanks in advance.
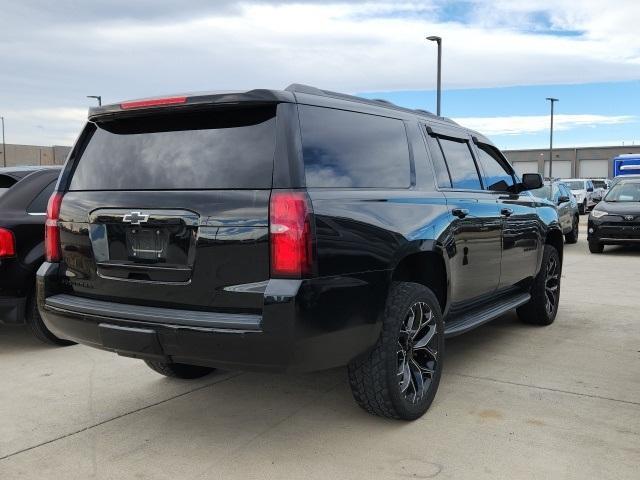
[38,84,563,420]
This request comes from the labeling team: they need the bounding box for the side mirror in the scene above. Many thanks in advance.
[558,196,570,204]
[520,173,544,191]
[587,187,594,192]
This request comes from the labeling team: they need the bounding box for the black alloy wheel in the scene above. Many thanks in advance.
[397,301,439,404]
[517,245,561,326]
[544,255,560,317]
[348,282,444,420]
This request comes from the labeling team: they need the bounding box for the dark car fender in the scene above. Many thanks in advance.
[535,203,564,273]
[387,237,452,317]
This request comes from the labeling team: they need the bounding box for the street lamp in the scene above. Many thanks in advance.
[426,36,442,116]
[546,97,558,178]
[87,95,102,106]
[1,116,5,168]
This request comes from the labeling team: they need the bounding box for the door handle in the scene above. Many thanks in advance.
[501,208,514,217]
[452,208,470,219]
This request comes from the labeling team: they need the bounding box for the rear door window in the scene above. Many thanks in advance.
[69,107,277,190]
[436,137,483,190]
[299,105,411,188]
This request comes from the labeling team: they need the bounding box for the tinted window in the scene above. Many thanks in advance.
[437,137,482,190]
[426,134,452,188]
[299,106,410,188]
[27,180,56,213]
[0,174,17,197]
[69,107,276,190]
[475,145,514,191]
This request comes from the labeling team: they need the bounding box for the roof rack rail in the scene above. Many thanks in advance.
[284,83,457,125]
[371,98,394,105]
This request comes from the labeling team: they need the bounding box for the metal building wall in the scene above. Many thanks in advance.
[504,145,640,178]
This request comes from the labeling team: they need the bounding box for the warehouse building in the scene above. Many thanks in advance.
[504,145,640,179]
[0,144,71,168]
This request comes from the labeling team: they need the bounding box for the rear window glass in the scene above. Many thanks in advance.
[27,180,56,214]
[0,174,18,196]
[299,105,411,188]
[69,107,276,190]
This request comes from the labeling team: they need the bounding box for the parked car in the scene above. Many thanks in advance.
[0,166,74,345]
[611,174,640,188]
[588,177,640,253]
[563,178,597,214]
[530,181,579,243]
[38,84,564,420]
[591,179,610,202]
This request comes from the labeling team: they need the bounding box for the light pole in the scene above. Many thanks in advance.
[546,97,558,178]
[426,36,442,116]
[87,95,102,106]
[1,116,5,168]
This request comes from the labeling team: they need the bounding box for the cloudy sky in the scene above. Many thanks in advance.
[1,0,639,150]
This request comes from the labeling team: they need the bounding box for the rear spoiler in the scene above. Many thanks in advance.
[88,89,295,121]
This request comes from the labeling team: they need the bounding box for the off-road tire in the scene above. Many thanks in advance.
[145,361,215,379]
[565,216,579,244]
[517,245,561,326]
[588,241,604,254]
[25,294,76,346]
[347,282,444,420]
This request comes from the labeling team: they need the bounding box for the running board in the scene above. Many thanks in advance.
[444,292,531,338]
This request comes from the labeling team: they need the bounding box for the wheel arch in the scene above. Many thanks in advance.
[390,248,449,315]
[545,227,564,263]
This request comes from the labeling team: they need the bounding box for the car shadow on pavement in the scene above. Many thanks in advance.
[0,325,59,356]
[599,245,640,256]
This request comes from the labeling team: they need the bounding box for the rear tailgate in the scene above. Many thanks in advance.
[57,106,277,313]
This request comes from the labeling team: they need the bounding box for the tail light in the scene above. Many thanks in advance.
[269,191,314,278]
[0,228,16,258]
[45,192,64,262]
[121,96,187,110]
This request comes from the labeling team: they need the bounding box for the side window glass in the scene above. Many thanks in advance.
[425,133,452,188]
[437,137,482,190]
[27,180,56,214]
[299,106,411,188]
[474,145,515,192]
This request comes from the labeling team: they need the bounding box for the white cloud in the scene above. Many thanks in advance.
[1,1,640,145]
[1,108,87,146]
[455,114,636,136]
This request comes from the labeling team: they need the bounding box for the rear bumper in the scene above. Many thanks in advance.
[0,295,26,325]
[37,263,387,373]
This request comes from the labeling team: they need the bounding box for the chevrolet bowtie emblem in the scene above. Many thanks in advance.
[122,211,149,225]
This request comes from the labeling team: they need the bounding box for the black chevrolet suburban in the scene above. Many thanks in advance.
[38,84,563,420]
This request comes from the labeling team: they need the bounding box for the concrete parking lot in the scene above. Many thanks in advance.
[1,217,639,480]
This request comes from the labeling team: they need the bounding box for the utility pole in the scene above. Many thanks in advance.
[426,36,442,116]
[1,116,5,167]
[546,98,558,178]
[87,95,102,106]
